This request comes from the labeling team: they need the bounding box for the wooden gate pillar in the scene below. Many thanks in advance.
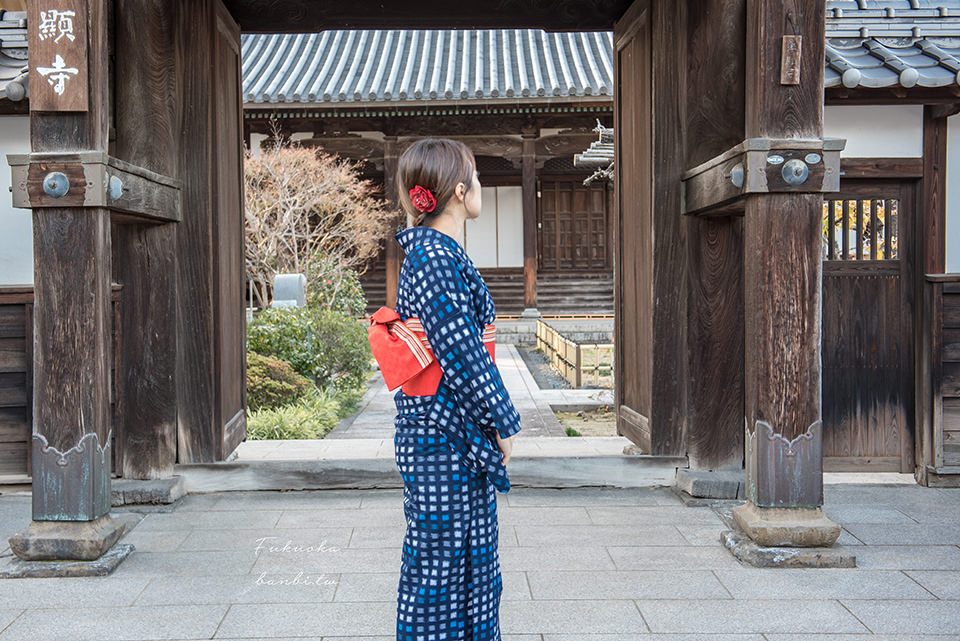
[733,0,841,545]
[384,135,401,309]
[7,0,127,563]
[521,132,539,315]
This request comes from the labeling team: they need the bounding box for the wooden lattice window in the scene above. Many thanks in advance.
[822,198,899,260]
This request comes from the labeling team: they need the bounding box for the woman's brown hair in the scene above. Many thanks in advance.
[396,138,477,226]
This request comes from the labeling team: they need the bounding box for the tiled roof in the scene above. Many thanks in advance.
[242,30,613,104]
[0,11,27,102]
[243,3,960,106]
[825,0,960,88]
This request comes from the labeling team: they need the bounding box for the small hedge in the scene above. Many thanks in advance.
[246,352,313,412]
[246,306,372,392]
[246,384,368,440]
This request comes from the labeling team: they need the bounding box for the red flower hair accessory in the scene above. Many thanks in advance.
[408,185,437,213]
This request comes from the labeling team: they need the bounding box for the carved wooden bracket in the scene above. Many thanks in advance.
[8,151,181,224]
[681,137,845,217]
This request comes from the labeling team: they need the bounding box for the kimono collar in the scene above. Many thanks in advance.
[395,225,466,261]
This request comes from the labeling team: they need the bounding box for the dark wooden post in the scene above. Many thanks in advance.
[8,0,126,561]
[521,132,539,315]
[732,0,841,546]
[384,135,401,309]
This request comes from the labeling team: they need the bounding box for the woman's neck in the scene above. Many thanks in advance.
[425,211,465,243]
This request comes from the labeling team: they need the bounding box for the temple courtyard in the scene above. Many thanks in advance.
[0,479,955,639]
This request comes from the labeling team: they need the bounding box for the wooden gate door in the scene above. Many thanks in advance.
[214,2,247,458]
[539,179,610,271]
[822,179,916,472]
[613,1,654,450]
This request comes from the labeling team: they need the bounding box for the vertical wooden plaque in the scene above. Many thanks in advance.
[29,0,88,111]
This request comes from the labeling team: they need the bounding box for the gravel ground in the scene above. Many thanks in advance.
[515,345,572,390]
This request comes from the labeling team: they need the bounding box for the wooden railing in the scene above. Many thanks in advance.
[535,319,614,388]
[918,274,960,485]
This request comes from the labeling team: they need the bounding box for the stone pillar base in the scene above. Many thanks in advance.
[731,501,841,547]
[8,514,126,561]
[520,307,541,319]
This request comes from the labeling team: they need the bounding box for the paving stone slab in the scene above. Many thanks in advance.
[821,504,919,524]
[496,506,593,525]
[200,489,364,511]
[107,550,257,577]
[503,486,674,507]
[514,524,688,547]
[840,599,960,634]
[177,526,354,552]
[0,604,228,641]
[587,505,725,526]
[132,573,340,605]
[634,599,869,634]
[0,575,149,608]
[250,546,399,574]
[497,545,617,571]
[134,510,284,531]
[275,508,405,529]
[214,601,396,637]
[764,634,957,641]
[117,527,191,553]
[851,545,960,570]
[545,636,766,641]
[904,570,960,598]
[501,599,650,634]
[526,569,730,600]
[713,568,935,600]
[843,523,960,545]
[607,545,743,570]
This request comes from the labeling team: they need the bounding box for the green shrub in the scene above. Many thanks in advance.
[246,387,341,440]
[246,352,313,412]
[246,384,368,440]
[247,305,372,392]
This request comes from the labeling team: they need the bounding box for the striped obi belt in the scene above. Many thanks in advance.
[367,306,496,396]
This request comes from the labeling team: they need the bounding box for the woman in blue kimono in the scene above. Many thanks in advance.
[392,138,523,641]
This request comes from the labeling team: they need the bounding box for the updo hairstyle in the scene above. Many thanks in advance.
[396,138,477,226]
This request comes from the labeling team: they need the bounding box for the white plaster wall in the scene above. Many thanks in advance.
[824,105,923,158]
[946,114,960,273]
[465,186,499,267]
[495,186,524,267]
[0,115,32,286]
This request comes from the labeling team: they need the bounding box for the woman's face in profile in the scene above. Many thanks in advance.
[464,168,482,219]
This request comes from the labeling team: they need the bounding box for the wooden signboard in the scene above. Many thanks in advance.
[28,0,88,111]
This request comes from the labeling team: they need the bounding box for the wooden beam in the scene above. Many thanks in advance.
[222,0,633,31]
[840,157,923,179]
[681,138,842,216]
[8,152,181,223]
[522,133,538,310]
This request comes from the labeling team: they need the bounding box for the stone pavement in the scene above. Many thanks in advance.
[0,480,959,639]
[324,343,613,441]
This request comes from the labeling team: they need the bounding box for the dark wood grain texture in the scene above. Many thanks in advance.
[522,134,538,309]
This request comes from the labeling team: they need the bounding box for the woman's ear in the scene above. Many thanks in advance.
[454,182,467,201]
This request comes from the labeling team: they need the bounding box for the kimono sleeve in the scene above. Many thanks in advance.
[417,251,522,440]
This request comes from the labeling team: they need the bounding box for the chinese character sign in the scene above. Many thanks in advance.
[29,1,88,111]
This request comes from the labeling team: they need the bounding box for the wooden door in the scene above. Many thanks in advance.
[539,179,610,271]
[214,2,247,458]
[613,1,653,449]
[822,179,916,472]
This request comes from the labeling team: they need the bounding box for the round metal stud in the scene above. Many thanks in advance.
[781,158,809,185]
[109,175,124,200]
[730,163,744,188]
[42,172,70,198]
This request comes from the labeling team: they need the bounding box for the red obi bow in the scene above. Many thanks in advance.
[367,306,496,396]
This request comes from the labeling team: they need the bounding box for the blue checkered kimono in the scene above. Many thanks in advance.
[392,224,522,641]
